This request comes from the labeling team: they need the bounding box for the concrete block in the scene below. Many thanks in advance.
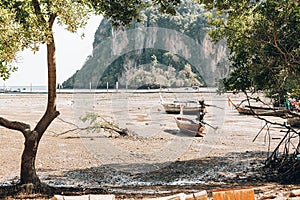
[147,193,186,200]
[185,190,208,200]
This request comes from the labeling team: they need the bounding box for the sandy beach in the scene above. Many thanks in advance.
[0,89,298,198]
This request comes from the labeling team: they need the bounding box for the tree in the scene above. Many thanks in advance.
[0,0,180,191]
[198,0,300,182]
[197,0,300,101]
[178,64,201,86]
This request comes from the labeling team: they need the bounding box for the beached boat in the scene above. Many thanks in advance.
[235,106,287,116]
[0,88,10,93]
[174,115,204,136]
[161,101,205,114]
[228,98,287,117]
[286,112,300,127]
[160,94,205,115]
[287,116,300,127]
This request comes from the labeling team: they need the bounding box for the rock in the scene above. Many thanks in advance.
[52,194,115,200]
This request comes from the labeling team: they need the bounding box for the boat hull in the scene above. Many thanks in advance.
[228,97,288,117]
[287,116,300,127]
[236,107,287,116]
[174,116,204,136]
[162,103,204,115]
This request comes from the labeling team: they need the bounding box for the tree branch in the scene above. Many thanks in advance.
[0,117,31,135]
[49,13,57,28]
[34,110,60,140]
[57,117,79,128]
[51,127,89,137]
[32,0,46,24]
[272,36,289,67]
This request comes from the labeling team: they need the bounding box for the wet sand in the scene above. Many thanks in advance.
[0,89,297,198]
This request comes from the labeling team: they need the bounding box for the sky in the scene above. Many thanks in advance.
[0,15,103,87]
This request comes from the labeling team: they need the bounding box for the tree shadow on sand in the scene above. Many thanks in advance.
[1,151,299,198]
[41,151,277,191]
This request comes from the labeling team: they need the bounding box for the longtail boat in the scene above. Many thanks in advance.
[174,115,205,137]
[160,93,205,115]
[228,98,287,117]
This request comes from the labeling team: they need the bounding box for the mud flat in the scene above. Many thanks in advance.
[0,89,298,199]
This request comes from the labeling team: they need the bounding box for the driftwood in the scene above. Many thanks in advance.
[52,113,131,137]
[80,112,130,137]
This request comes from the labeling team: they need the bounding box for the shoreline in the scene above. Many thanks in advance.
[0,87,220,94]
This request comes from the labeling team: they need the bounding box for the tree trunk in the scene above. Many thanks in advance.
[0,2,60,189]
[20,131,40,184]
[19,21,59,185]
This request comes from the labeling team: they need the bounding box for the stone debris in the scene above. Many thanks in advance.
[48,188,300,200]
[126,188,300,200]
[23,187,300,200]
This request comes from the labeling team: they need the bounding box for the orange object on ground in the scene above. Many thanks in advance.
[212,188,255,200]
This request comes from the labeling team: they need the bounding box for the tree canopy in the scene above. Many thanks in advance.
[0,0,90,78]
[198,0,300,101]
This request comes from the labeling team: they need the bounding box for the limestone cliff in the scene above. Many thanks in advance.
[63,0,229,89]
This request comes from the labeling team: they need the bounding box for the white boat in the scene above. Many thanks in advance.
[174,115,205,137]
[162,101,205,114]
[160,93,205,115]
